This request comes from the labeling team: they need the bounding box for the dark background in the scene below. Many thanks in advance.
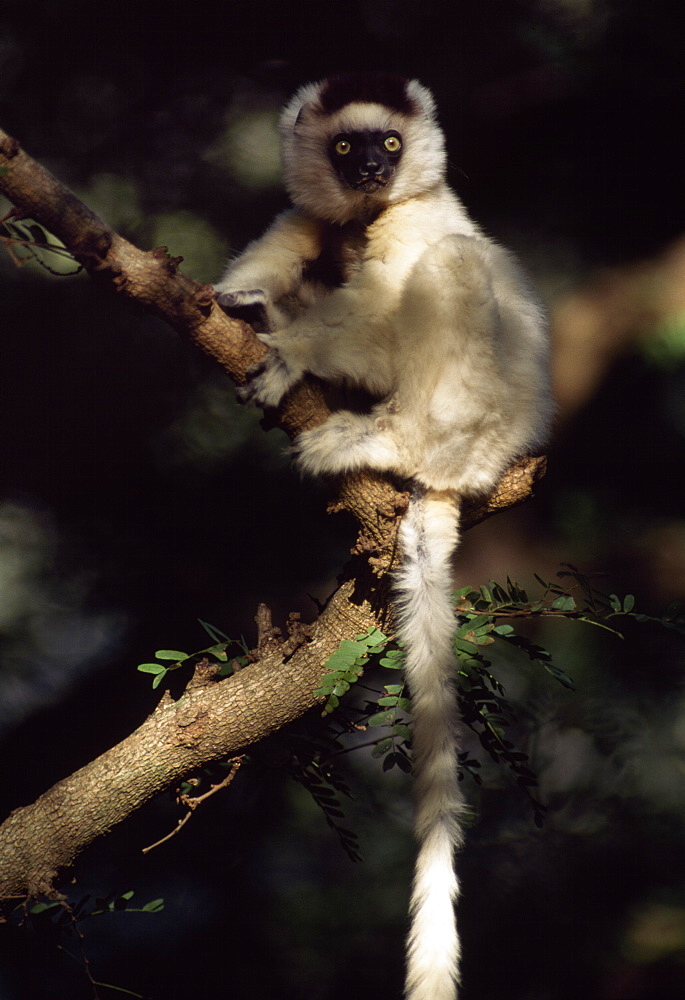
[1,1,684,997]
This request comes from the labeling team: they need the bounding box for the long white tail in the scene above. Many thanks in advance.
[395,493,466,1000]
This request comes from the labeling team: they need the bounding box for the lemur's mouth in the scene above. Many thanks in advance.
[354,177,387,193]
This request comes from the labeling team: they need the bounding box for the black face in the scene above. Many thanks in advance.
[328,129,403,193]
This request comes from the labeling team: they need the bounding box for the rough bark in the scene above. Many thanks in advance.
[0,583,375,900]
[0,128,546,902]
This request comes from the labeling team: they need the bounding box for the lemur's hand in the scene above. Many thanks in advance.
[237,333,303,408]
[215,288,273,334]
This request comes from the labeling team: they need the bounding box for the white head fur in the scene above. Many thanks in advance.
[279,74,448,224]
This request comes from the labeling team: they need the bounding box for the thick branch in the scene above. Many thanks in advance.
[0,583,375,900]
[0,129,547,900]
[0,127,259,383]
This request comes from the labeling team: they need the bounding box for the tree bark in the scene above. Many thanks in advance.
[0,582,376,900]
[0,128,546,902]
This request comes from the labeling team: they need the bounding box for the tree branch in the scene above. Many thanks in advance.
[0,580,377,900]
[0,129,546,902]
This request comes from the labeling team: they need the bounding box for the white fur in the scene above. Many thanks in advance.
[215,75,552,1000]
[278,78,447,224]
[397,494,465,1000]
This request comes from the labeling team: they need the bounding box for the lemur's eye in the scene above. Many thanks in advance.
[334,138,351,155]
[384,134,402,153]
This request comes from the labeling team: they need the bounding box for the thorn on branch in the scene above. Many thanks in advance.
[187,657,222,690]
[150,245,184,273]
[0,133,20,158]
[280,612,313,659]
[195,284,217,310]
[254,602,283,655]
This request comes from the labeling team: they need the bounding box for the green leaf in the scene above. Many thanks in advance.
[198,619,231,643]
[325,640,366,669]
[367,710,396,727]
[380,651,405,669]
[551,595,576,612]
[383,684,404,695]
[454,638,479,654]
[394,754,412,773]
[493,624,514,635]
[357,627,388,645]
[463,615,492,631]
[154,649,188,661]
[371,738,394,757]
[343,663,365,679]
[490,581,510,603]
[392,723,412,741]
[507,577,528,602]
[472,634,495,646]
[623,594,635,612]
[322,694,339,714]
[29,901,61,914]
[206,643,228,661]
[543,663,575,690]
[151,669,168,689]
[456,620,476,636]
[378,696,412,713]
[137,662,166,674]
[142,898,165,912]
